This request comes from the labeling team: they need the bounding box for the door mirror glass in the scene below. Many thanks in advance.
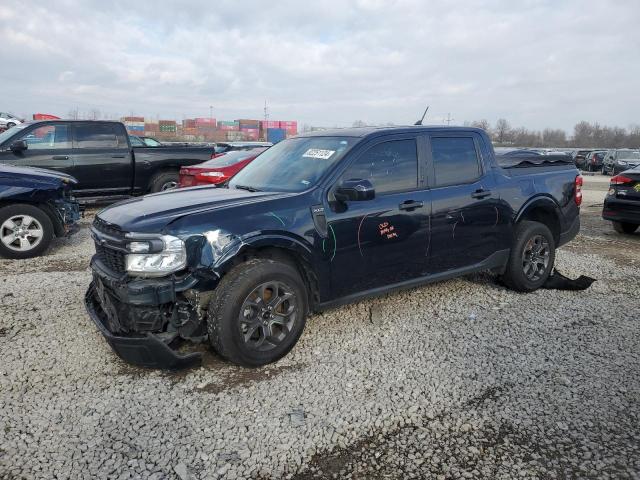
[10,140,28,152]
[335,178,375,202]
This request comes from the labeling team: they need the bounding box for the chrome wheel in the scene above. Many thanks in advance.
[522,234,550,282]
[161,181,177,191]
[238,281,298,352]
[0,215,44,252]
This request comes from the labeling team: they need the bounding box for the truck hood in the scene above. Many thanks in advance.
[0,164,78,186]
[97,186,293,232]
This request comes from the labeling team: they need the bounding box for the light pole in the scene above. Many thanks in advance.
[209,105,213,121]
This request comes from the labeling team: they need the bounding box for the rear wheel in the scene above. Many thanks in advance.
[500,221,556,292]
[149,171,179,193]
[207,258,308,367]
[612,221,639,234]
[0,204,54,259]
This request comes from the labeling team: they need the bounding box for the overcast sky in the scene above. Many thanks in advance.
[1,0,639,131]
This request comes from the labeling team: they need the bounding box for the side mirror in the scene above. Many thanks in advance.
[10,140,27,152]
[335,178,375,202]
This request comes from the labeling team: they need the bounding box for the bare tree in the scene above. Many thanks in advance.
[88,109,101,120]
[494,118,511,144]
[470,119,491,132]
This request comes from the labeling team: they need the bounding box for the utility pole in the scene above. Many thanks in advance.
[209,105,213,121]
[264,100,269,122]
[445,113,454,126]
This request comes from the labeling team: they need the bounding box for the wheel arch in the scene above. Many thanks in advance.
[213,234,321,312]
[515,195,562,245]
[147,168,180,192]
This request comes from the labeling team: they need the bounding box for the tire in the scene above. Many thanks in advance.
[499,221,556,292]
[148,171,179,193]
[612,221,639,234]
[0,204,54,259]
[207,258,308,367]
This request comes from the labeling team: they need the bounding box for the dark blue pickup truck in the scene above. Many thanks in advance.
[85,126,582,368]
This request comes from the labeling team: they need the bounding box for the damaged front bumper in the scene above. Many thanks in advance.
[85,262,207,369]
[54,197,82,236]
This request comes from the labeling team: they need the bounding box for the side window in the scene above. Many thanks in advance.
[19,125,71,150]
[76,124,119,148]
[129,135,144,147]
[341,139,418,194]
[431,137,481,186]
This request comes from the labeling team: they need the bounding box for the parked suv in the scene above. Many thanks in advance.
[582,151,606,172]
[85,126,581,369]
[602,149,640,175]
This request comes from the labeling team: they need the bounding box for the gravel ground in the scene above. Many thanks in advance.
[1,177,639,480]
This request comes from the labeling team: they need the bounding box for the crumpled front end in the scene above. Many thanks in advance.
[85,218,217,369]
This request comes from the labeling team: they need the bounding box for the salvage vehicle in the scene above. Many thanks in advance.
[0,120,218,201]
[602,149,640,176]
[0,165,80,259]
[85,126,581,369]
[602,165,640,234]
[581,150,606,172]
[178,148,268,187]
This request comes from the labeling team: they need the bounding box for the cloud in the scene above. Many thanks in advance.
[0,0,638,131]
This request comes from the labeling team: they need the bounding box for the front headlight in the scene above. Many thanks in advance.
[126,235,187,276]
[618,160,628,165]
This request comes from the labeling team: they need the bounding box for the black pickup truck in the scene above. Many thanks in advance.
[0,121,216,201]
[85,126,582,369]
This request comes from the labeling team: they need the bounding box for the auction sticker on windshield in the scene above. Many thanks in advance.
[302,149,335,160]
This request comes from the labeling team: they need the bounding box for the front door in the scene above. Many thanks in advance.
[0,123,74,173]
[325,136,431,299]
[426,134,502,273]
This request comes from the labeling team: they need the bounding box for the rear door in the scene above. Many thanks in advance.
[71,123,132,195]
[426,134,502,273]
[0,123,74,173]
[325,135,431,298]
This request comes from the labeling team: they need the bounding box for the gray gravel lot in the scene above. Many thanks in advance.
[1,177,639,479]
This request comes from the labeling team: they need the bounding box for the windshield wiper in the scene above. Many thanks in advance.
[234,184,261,192]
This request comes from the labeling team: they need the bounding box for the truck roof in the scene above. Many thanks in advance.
[299,125,487,139]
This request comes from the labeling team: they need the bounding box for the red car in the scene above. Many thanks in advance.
[178,148,267,187]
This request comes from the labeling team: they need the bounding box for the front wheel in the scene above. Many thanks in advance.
[0,204,54,259]
[207,258,308,367]
[612,221,639,234]
[500,221,556,292]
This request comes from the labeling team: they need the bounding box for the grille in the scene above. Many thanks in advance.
[93,217,123,238]
[95,243,126,274]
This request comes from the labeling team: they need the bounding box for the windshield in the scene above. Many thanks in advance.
[229,136,358,192]
[619,150,640,160]
[0,124,28,145]
[142,137,162,147]
[202,148,267,168]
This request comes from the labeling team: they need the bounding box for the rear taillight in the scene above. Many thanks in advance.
[610,175,633,185]
[575,175,583,206]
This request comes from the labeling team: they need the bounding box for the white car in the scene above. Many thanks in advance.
[0,112,22,129]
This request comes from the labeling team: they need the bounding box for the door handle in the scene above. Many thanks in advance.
[52,155,69,160]
[399,200,424,211]
[471,189,491,199]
